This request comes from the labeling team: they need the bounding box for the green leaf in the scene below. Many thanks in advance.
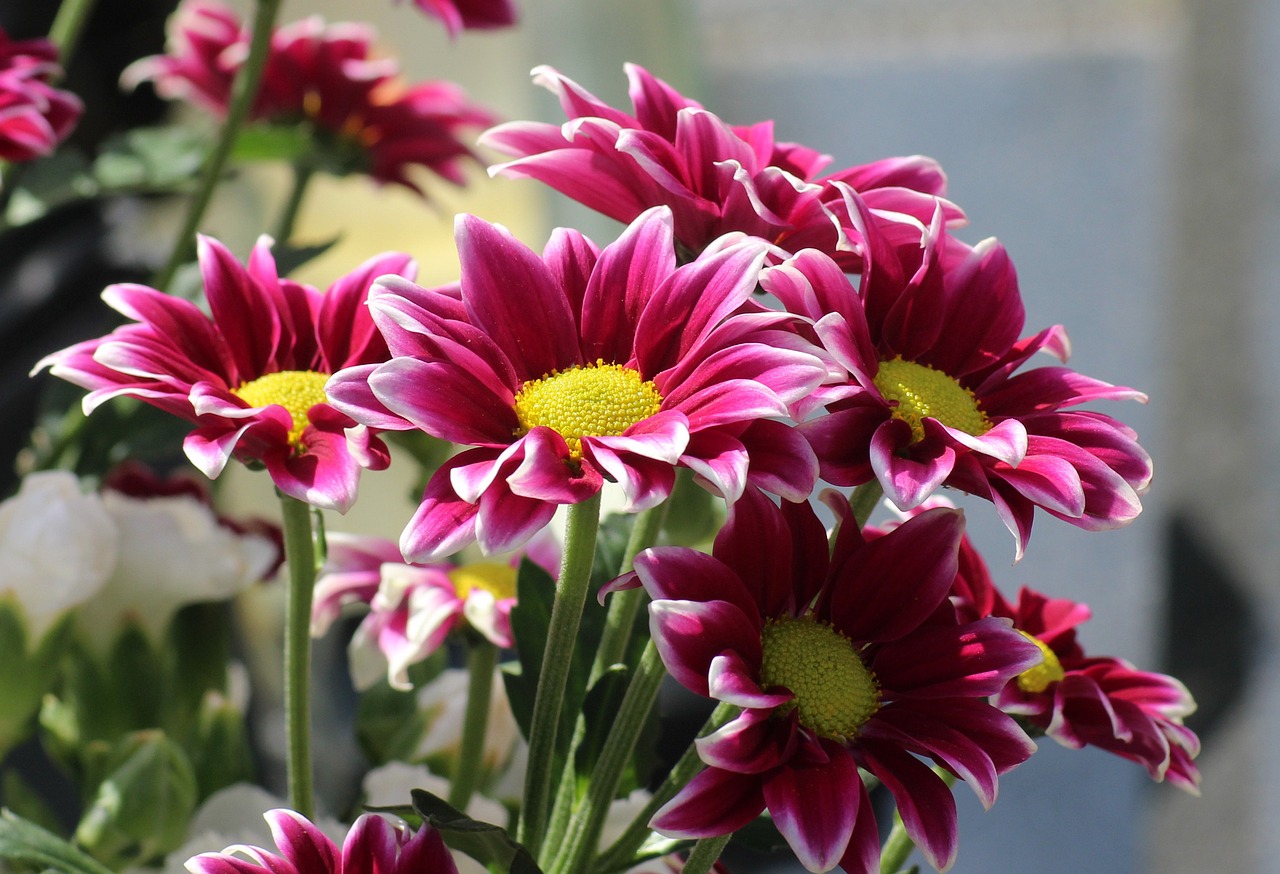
[0,808,115,874]
[272,236,341,277]
[92,126,208,191]
[231,124,313,164]
[411,789,542,874]
[504,558,557,739]
[573,665,630,782]
[74,731,198,868]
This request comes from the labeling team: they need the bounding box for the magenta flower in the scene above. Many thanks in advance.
[623,488,1040,874]
[481,63,954,262]
[311,530,558,689]
[403,0,517,37]
[0,28,81,162]
[948,533,1201,793]
[187,809,458,874]
[326,206,827,559]
[35,236,415,512]
[124,0,495,195]
[770,190,1153,557]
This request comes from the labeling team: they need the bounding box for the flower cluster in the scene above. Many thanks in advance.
[8,4,1203,874]
[123,0,496,194]
[0,27,81,162]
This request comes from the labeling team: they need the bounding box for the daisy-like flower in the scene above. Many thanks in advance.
[770,189,1153,557]
[311,530,558,689]
[186,809,458,874]
[481,63,955,262]
[0,28,82,162]
[948,532,1201,793]
[326,205,827,559]
[35,235,416,512]
[123,0,495,195]
[622,487,1040,874]
[402,0,517,37]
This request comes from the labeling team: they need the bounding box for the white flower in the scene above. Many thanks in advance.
[0,471,116,640]
[79,491,276,647]
[415,667,522,774]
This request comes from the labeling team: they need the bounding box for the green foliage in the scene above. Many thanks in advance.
[73,731,197,868]
[0,809,115,874]
[411,789,543,874]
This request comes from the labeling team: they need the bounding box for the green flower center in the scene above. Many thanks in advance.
[1015,630,1066,693]
[759,615,880,742]
[231,370,330,446]
[513,360,663,458]
[872,357,990,444]
[448,561,518,601]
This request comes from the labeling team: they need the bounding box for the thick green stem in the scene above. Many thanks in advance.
[154,0,283,291]
[682,834,732,874]
[588,502,668,684]
[849,480,884,529]
[518,492,602,859]
[551,641,667,874]
[272,161,315,246]
[278,492,319,819]
[448,637,499,811]
[48,0,100,63]
[593,700,738,874]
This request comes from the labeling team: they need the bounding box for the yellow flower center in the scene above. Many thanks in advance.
[759,616,880,742]
[231,370,330,446]
[448,561,518,602]
[1015,630,1066,693]
[872,357,991,444]
[512,360,663,458]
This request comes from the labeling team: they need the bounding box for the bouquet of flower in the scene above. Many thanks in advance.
[0,2,1199,873]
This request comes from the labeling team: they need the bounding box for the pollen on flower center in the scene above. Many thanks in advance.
[1015,630,1066,693]
[512,360,663,457]
[873,357,991,444]
[231,370,331,446]
[448,561,518,601]
[759,615,880,742]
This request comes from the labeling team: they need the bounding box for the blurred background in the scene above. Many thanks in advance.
[4,0,1275,872]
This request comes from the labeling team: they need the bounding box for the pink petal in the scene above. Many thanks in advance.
[648,598,761,698]
[763,741,862,873]
[649,767,764,838]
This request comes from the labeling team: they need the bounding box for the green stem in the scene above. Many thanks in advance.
[153,0,284,291]
[48,0,100,64]
[272,161,315,246]
[518,492,602,859]
[849,480,884,529]
[588,502,668,684]
[278,492,319,819]
[682,834,732,874]
[877,812,913,874]
[594,701,738,874]
[447,636,499,811]
[551,641,667,874]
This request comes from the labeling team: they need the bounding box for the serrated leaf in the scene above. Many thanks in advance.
[411,789,542,874]
[0,808,115,874]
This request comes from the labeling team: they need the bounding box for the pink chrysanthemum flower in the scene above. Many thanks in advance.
[123,0,495,195]
[619,488,1040,874]
[947,532,1201,793]
[402,0,517,37]
[481,63,955,262]
[326,206,827,559]
[187,809,458,874]
[35,235,415,512]
[0,28,81,162]
[769,190,1153,558]
[311,530,558,689]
